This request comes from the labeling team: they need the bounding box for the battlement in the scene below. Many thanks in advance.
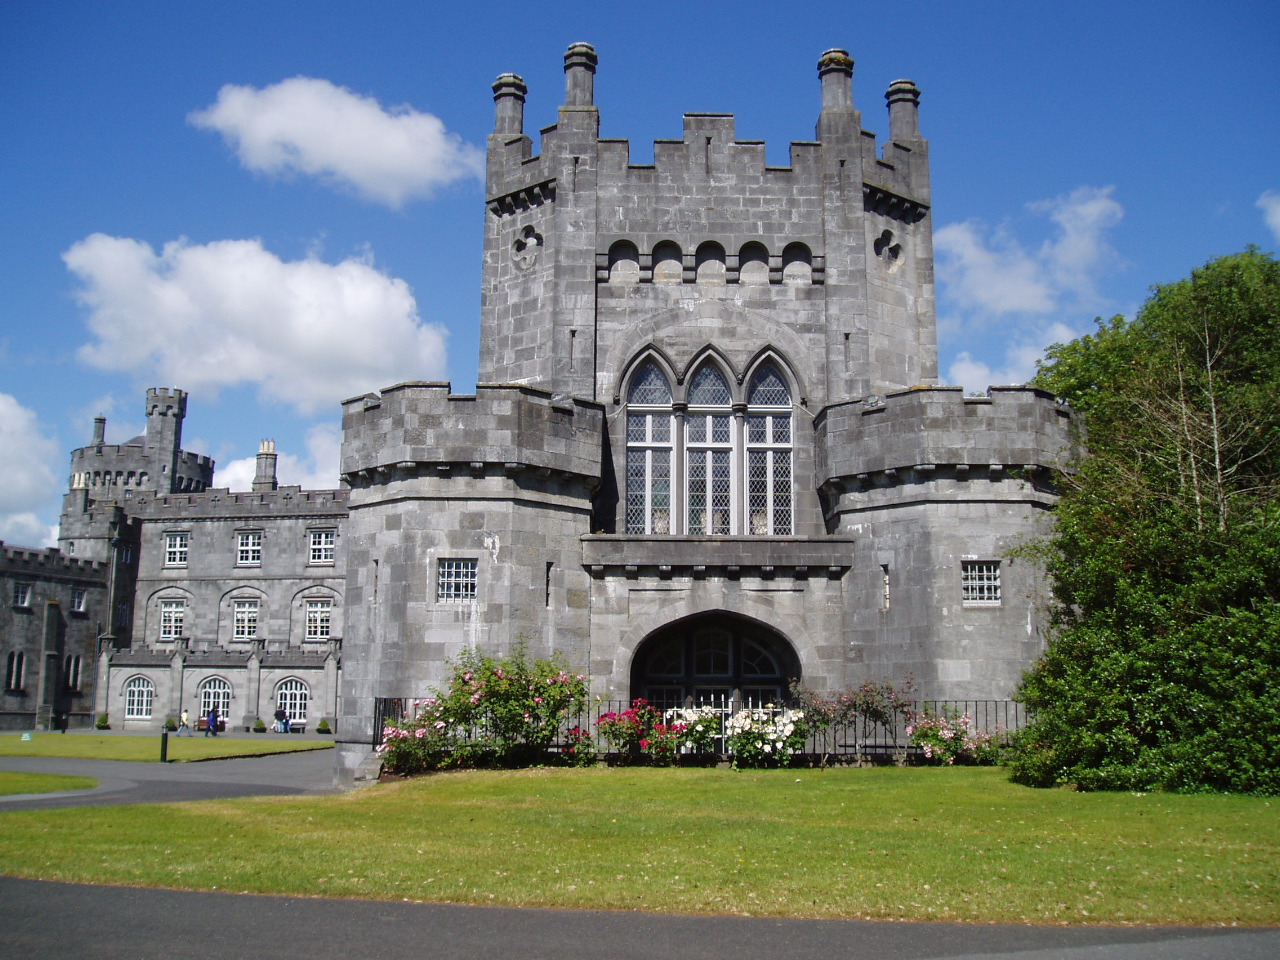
[145,387,187,417]
[0,541,109,578]
[340,382,603,483]
[815,386,1076,486]
[129,486,348,521]
[486,45,929,213]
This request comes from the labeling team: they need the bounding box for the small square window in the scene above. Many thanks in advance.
[160,599,185,639]
[72,589,88,613]
[165,533,189,567]
[961,560,1002,607]
[437,559,478,602]
[305,598,332,639]
[237,531,262,566]
[309,530,336,565]
[12,582,32,607]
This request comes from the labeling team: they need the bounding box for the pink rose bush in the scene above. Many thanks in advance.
[906,710,1002,765]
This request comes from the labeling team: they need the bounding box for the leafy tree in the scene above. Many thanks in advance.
[1009,249,1280,794]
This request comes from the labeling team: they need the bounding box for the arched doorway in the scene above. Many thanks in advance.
[630,613,800,709]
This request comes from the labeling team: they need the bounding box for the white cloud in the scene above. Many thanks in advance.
[1259,191,1280,242]
[189,77,483,208]
[0,393,59,547]
[65,234,447,415]
[936,186,1124,391]
[215,423,341,492]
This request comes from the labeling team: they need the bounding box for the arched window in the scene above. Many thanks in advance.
[686,363,733,536]
[625,361,673,534]
[608,240,639,283]
[276,678,310,723]
[695,242,726,284]
[652,241,683,283]
[745,364,793,534]
[738,242,769,284]
[782,243,812,285]
[621,354,796,536]
[124,676,154,720]
[199,677,231,717]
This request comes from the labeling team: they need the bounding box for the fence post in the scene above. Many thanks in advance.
[160,729,169,763]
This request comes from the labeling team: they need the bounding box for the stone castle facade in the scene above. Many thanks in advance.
[2,46,1071,772]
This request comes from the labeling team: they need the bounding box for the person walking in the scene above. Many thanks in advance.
[205,706,219,737]
[177,709,192,737]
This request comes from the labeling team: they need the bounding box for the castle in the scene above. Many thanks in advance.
[2,46,1072,781]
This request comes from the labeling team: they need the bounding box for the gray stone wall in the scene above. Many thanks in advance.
[0,543,107,729]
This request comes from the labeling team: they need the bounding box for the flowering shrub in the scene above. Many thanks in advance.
[664,706,721,754]
[724,707,808,769]
[907,710,1001,765]
[595,699,662,763]
[378,646,589,774]
[559,725,597,767]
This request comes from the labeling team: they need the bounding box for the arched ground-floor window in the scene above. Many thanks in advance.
[276,677,310,722]
[199,677,231,717]
[629,613,801,709]
[124,676,154,720]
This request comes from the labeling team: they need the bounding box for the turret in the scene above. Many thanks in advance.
[563,41,597,108]
[252,440,279,492]
[145,387,186,491]
[492,72,526,136]
[886,79,922,142]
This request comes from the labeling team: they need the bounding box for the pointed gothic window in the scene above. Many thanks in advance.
[745,364,793,535]
[625,362,674,534]
[686,363,733,535]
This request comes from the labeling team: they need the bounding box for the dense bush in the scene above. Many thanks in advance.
[907,710,1000,766]
[595,700,719,765]
[378,646,589,775]
[724,707,807,769]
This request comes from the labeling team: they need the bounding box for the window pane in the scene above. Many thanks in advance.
[748,365,791,405]
[688,365,731,405]
[628,362,672,404]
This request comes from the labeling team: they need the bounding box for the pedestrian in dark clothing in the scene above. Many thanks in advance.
[206,706,219,737]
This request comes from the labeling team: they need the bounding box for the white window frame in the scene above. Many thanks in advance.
[165,532,189,567]
[160,598,185,640]
[961,560,1002,607]
[437,559,478,603]
[199,677,231,717]
[236,531,262,566]
[309,529,336,565]
[275,677,310,722]
[233,598,259,639]
[71,588,88,613]
[124,676,154,719]
[12,582,32,607]
[305,598,332,639]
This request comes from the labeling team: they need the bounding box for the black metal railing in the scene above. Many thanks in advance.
[371,696,1027,756]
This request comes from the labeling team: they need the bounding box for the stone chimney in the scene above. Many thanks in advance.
[252,440,278,492]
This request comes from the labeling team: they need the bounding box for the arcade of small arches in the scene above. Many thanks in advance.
[605,240,819,285]
[624,354,795,537]
[629,612,801,709]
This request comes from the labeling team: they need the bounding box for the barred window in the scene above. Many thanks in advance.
[165,532,189,567]
[309,529,336,564]
[305,598,332,639]
[160,599,185,639]
[961,561,1002,606]
[237,531,262,566]
[124,676,154,719]
[437,560,478,602]
[233,599,259,639]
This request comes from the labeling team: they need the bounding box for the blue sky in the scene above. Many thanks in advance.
[2,1,1277,546]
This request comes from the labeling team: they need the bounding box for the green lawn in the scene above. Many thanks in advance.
[0,733,332,763]
[0,766,1274,925]
[0,771,98,796]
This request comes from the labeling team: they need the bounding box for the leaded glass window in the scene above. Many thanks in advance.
[625,362,674,534]
[744,364,793,535]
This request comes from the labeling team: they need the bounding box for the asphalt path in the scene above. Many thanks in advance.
[1,751,1276,959]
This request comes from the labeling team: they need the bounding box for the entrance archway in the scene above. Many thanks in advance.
[629,613,800,708]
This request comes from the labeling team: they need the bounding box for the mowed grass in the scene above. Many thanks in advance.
[1,766,1275,925]
[0,771,97,796]
[0,733,332,763]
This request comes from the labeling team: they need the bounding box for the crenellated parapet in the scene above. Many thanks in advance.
[339,382,604,487]
[127,486,347,521]
[816,386,1075,499]
[0,541,108,580]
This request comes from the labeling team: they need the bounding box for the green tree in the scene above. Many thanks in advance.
[1010,249,1280,794]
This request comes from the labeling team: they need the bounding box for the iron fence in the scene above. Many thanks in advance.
[371,696,1027,759]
